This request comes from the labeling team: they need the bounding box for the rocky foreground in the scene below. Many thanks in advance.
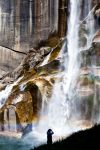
[33,124,100,150]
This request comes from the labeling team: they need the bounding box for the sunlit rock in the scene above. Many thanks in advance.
[0,0,66,74]
[93,30,100,43]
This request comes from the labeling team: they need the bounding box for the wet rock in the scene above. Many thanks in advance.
[36,60,61,76]
[79,24,88,48]
[81,41,100,66]
[24,82,42,115]
[0,112,4,131]
[92,84,100,123]
[93,30,100,43]
[0,84,6,91]
[79,95,94,120]
[94,3,100,28]
[22,123,32,137]
[39,47,52,56]
[79,74,94,86]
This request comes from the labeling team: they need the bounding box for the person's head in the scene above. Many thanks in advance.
[47,129,54,135]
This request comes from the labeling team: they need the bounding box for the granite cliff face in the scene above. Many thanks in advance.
[0,0,67,76]
[0,0,100,135]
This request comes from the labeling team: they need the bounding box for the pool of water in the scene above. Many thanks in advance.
[0,136,35,150]
[0,120,91,150]
[0,131,46,150]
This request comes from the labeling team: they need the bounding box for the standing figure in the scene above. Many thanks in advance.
[47,129,54,145]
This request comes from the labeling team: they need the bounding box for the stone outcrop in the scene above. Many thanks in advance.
[0,38,64,132]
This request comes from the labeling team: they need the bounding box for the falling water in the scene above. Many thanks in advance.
[8,106,17,132]
[29,1,32,35]
[14,0,21,51]
[0,77,22,109]
[36,0,85,138]
[63,0,81,96]
[0,77,22,133]
[46,0,96,134]
[29,2,97,145]
[45,0,82,136]
[0,6,2,32]
[4,106,17,132]
[4,109,9,131]
[85,0,95,48]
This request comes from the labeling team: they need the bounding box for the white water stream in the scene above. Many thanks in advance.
[30,0,94,143]
[41,0,82,136]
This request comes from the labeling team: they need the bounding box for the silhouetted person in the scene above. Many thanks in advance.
[47,129,54,145]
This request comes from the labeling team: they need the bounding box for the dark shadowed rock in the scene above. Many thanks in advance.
[34,124,100,150]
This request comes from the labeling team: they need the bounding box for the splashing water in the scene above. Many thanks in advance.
[46,0,96,136]
[34,0,92,140]
[21,0,96,148]
[63,0,81,96]
[43,0,82,136]
[0,77,22,108]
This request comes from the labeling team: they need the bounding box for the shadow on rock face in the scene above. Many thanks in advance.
[21,123,32,138]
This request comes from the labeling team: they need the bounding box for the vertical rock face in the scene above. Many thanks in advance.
[0,0,58,51]
[0,0,99,74]
[0,0,63,75]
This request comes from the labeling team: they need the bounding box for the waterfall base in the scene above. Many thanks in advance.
[0,131,22,138]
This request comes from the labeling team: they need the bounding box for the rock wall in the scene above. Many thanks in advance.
[0,0,100,75]
[0,0,67,75]
[0,0,60,51]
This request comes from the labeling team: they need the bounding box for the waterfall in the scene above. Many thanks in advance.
[0,77,22,109]
[14,0,21,51]
[0,77,22,132]
[63,0,81,96]
[4,106,17,132]
[36,0,85,138]
[85,0,95,48]
[0,84,16,109]
[45,0,82,136]
[35,0,96,140]
[29,1,32,35]
[4,109,9,131]
[8,106,17,132]
[0,6,2,32]
[45,0,96,136]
